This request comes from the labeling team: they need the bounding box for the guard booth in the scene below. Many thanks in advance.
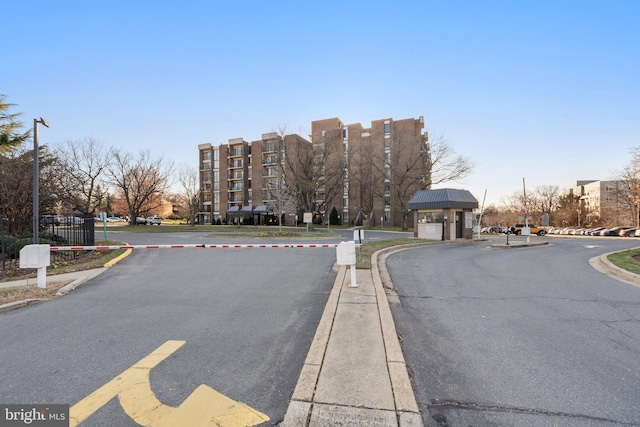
[409,189,479,241]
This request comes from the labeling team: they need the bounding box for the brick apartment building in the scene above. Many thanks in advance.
[198,116,431,228]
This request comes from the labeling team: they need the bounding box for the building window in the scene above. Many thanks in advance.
[343,128,348,139]
[384,137,390,149]
[203,152,211,161]
[418,212,444,223]
[384,123,390,134]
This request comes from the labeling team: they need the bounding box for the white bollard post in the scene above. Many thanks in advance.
[37,266,47,288]
[336,241,358,288]
[349,264,357,288]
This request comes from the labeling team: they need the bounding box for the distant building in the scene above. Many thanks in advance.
[572,180,633,226]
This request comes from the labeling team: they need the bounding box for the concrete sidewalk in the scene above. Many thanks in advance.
[282,260,423,426]
[0,268,106,312]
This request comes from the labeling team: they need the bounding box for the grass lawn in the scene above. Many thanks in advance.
[607,248,640,275]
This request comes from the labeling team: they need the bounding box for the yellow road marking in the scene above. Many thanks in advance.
[69,340,269,427]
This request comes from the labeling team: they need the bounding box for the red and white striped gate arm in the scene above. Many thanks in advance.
[49,243,360,251]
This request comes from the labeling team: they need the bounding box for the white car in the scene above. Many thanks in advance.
[146,216,162,225]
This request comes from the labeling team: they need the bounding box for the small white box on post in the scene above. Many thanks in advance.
[336,241,358,287]
[20,244,51,288]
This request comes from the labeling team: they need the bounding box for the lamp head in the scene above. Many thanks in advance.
[38,117,50,128]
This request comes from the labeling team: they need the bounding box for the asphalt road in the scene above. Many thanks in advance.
[387,237,640,426]
[0,237,339,426]
[0,228,413,426]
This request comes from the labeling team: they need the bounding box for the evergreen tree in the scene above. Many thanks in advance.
[329,206,339,225]
[0,95,30,153]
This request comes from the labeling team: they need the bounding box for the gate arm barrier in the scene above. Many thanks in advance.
[50,243,361,251]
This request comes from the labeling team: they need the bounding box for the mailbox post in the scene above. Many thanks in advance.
[20,244,51,288]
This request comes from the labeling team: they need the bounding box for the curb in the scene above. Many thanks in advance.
[589,248,640,289]
[56,268,108,295]
[104,247,133,267]
[0,298,48,313]
[371,248,423,425]
[56,246,133,295]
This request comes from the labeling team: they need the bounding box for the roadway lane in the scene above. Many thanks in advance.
[0,241,337,426]
[387,237,640,426]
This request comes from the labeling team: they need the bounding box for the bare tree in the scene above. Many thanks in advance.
[371,132,473,230]
[0,146,60,235]
[0,150,33,235]
[177,164,199,226]
[531,184,562,225]
[282,130,344,224]
[614,147,640,227]
[348,134,382,225]
[427,135,474,187]
[269,126,291,230]
[108,149,174,224]
[53,138,111,215]
[375,138,428,230]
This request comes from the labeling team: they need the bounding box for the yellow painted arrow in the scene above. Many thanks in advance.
[69,340,269,427]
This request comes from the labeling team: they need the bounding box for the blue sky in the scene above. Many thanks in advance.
[4,1,639,206]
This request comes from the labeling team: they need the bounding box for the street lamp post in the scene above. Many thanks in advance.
[33,117,50,244]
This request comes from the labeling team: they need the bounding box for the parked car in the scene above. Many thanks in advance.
[617,227,634,236]
[105,216,122,222]
[510,224,547,236]
[133,217,147,225]
[602,227,625,236]
[621,228,637,237]
[60,215,83,225]
[146,216,162,225]
[585,227,605,235]
[42,214,60,226]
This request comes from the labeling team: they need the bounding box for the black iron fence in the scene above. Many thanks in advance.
[1,215,95,271]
